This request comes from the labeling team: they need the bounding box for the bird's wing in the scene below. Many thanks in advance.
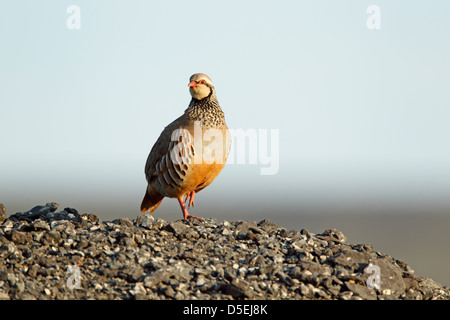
[144,115,190,183]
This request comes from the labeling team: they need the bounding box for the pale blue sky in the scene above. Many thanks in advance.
[1,0,450,221]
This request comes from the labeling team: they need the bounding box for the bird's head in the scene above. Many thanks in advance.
[188,73,215,100]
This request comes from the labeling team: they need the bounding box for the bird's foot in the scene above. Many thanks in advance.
[183,213,204,222]
[178,196,203,222]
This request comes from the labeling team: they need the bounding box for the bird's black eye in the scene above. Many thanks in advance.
[199,80,206,84]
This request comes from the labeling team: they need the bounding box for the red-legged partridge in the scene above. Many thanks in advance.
[140,73,230,221]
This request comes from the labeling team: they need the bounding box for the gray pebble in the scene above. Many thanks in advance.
[0,204,6,223]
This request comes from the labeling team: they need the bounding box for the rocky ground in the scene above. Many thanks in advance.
[0,202,449,300]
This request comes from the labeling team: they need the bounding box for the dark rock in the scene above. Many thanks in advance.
[300,228,310,235]
[248,254,266,266]
[296,261,331,276]
[161,285,176,299]
[345,282,377,300]
[81,213,100,224]
[112,217,133,227]
[10,231,32,245]
[234,221,258,232]
[97,264,120,278]
[0,243,19,259]
[330,247,372,270]
[0,269,7,281]
[9,203,59,222]
[236,230,258,240]
[275,270,295,286]
[0,204,6,223]
[129,283,147,300]
[29,220,51,232]
[257,264,277,275]
[368,258,406,298]
[170,263,193,282]
[144,269,170,288]
[41,231,62,245]
[330,247,406,298]
[354,243,374,253]
[118,265,144,283]
[134,214,155,229]
[257,219,278,234]
[221,278,253,299]
[144,257,166,271]
[166,221,198,239]
[76,236,89,249]
[316,229,347,244]
[338,291,353,300]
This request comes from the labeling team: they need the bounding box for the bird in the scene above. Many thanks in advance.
[140,73,231,221]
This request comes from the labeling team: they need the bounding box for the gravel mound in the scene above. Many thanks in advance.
[0,202,449,300]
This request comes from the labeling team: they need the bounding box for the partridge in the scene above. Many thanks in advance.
[140,73,231,221]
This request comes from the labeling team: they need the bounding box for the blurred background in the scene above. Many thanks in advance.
[1,0,449,286]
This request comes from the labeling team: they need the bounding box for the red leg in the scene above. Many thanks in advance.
[183,191,195,209]
[187,191,196,209]
[177,197,203,222]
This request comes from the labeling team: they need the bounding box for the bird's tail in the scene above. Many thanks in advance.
[140,188,164,213]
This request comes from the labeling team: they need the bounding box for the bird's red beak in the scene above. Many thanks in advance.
[188,81,197,87]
